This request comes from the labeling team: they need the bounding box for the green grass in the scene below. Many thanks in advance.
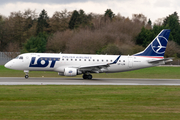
[1,66,180,119]
[0,85,180,120]
[0,65,180,79]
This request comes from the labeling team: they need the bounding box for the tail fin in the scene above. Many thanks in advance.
[133,29,171,58]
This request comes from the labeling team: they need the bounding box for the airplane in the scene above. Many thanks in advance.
[4,29,172,79]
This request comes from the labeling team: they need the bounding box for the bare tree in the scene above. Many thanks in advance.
[48,9,71,33]
[1,9,37,52]
[165,41,180,58]
[46,30,73,53]
[154,18,164,26]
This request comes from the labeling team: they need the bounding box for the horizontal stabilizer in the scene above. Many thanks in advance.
[148,58,173,63]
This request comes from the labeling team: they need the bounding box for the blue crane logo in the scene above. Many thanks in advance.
[151,36,168,54]
[69,70,73,73]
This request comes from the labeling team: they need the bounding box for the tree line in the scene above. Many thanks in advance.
[0,9,180,58]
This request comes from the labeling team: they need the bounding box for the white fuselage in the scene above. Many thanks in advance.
[5,53,163,74]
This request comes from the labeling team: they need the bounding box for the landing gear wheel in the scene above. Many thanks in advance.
[24,70,29,79]
[87,75,92,79]
[83,74,87,79]
[25,75,29,79]
[83,74,93,79]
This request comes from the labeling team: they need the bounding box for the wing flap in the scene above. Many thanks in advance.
[79,64,110,68]
[80,64,109,71]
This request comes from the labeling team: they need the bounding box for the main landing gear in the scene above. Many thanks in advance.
[83,74,93,79]
[24,70,29,79]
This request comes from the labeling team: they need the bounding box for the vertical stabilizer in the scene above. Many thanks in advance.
[133,29,170,58]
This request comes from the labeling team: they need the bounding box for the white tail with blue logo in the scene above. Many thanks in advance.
[5,29,172,79]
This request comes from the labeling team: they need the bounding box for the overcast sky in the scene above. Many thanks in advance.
[0,0,179,22]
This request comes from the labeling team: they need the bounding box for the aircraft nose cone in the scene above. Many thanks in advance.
[4,62,12,69]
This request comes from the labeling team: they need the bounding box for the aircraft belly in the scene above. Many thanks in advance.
[27,67,54,71]
[107,65,129,73]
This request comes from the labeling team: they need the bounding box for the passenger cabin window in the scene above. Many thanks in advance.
[19,56,23,59]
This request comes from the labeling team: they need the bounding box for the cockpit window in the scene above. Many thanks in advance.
[19,56,23,59]
[15,56,19,59]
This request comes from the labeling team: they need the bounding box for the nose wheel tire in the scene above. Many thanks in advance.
[24,70,29,79]
[25,75,29,79]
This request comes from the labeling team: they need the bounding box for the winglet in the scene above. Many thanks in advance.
[110,55,121,64]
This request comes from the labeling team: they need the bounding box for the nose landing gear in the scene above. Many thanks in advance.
[25,75,29,79]
[24,70,29,79]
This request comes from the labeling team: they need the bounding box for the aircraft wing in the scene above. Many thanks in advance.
[74,55,121,72]
[79,63,109,69]
[148,58,173,63]
[80,63,110,68]
[76,63,111,73]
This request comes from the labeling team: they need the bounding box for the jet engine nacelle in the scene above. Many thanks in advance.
[63,68,82,77]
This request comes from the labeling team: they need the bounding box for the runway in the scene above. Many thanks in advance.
[0,77,180,85]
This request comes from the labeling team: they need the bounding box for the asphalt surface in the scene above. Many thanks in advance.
[0,77,180,85]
